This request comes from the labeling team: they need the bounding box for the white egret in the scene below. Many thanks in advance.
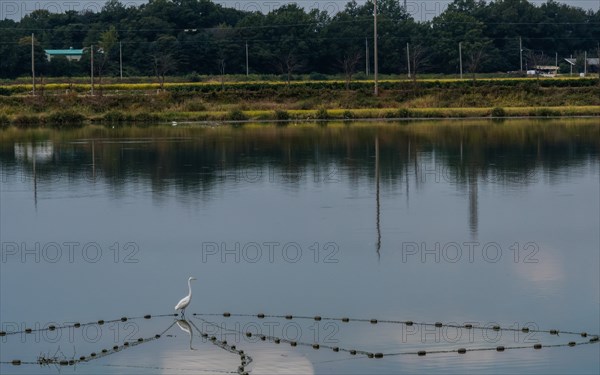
[174,277,196,317]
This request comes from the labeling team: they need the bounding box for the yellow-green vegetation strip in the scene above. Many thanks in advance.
[1,77,599,93]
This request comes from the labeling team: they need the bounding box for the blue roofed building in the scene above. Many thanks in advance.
[45,47,84,62]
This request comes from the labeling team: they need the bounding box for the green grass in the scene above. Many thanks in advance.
[1,77,598,127]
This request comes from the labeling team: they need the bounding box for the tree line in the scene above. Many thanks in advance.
[0,0,599,79]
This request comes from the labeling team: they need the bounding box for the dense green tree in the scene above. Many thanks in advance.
[2,34,48,79]
[97,25,119,83]
[0,0,597,78]
[151,35,179,88]
[430,10,493,74]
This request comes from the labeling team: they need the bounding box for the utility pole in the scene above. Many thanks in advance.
[365,37,369,76]
[91,45,94,96]
[459,42,463,79]
[373,0,378,96]
[570,54,573,76]
[555,52,557,68]
[406,42,410,78]
[584,50,587,76]
[519,37,523,72]
[245,41,249,76]
[31,33,35,96]
[119,41,123,80]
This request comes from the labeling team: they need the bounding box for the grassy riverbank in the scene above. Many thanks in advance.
[1,77,598,127]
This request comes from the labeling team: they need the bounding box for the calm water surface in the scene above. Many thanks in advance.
[0,120,599,374]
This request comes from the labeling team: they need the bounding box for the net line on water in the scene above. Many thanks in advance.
[3,311,597,345]
[191,312,600,337]
[0,319,176,368]
[191,312,599,358]
[187,318,253,374]
[2,311,598,370]
[0,313,252,374]
[0,313,177,337]
[92,363,236,373]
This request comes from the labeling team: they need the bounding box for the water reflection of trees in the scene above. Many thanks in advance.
[2,122,598,189]
[2,121,597,241]
[1,122,597,200]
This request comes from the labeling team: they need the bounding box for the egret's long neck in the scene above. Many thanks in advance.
[187,279,193,297]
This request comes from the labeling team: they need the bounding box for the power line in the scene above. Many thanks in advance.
[2,34,600,46]
[1,19,599,33]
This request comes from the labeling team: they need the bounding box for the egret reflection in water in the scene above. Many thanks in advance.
[176,319,196,350]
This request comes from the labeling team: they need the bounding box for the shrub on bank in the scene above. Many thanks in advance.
[133,112,161,123]
[274,109,290,121]
[0,114,9,128]
[227,109,248,121]
[386,108,411,118]
[103,110,128,123]
[397,108,411,118]
[315,108,330,120]
[491,107,506,117]
[309,72,328,81]
[45,110,86,128]
[531,108,561,117]
[183,98,207,112]
[12,114,41,127]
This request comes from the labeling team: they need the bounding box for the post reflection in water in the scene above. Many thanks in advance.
[468,165,479,239]
[375,134,381,259]
[32,149,37,211]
